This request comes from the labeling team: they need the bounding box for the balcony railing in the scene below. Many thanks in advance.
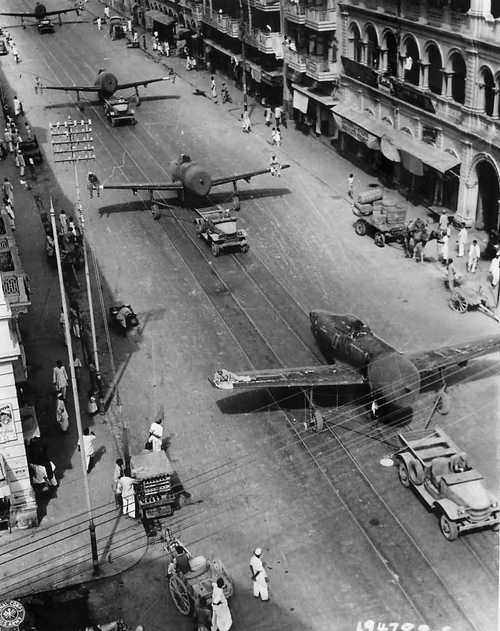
[2,273,30,313]
[284,1,306,23]
[201,9,240,36]
[284,49,307,72]
[305,7,336,30]
[247,28,283,57]
[306,56,338,81]
[226,18,240,37]
[247,0,280,11]
[192,3,203,20]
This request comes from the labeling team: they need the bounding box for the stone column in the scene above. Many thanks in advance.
[492,88,500,119]
[464,48,479,110]
[468,0,491,16]
[445,71,454,99]
[379,47,388,73]
[456,140,475,226]
[440,67,446,95]
[476,81,485,112]
[360,41,367,65]
[421,62,429,90]
[398,54,405,80]
[340,9,349,57]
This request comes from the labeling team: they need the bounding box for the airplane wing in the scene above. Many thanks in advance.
[210,164,290,187]
[0,8,77,17]
[102,182,183,193]
[115,77,174,91]
[210,364,365,390]
[42,84,100,93]
[44,8,79,16]
[408,334,500,374]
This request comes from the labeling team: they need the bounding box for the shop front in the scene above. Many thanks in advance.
[332,104,461,209]
[292,83,338,138]
[144,10,176,42]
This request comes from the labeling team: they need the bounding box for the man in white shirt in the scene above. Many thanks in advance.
[249,548,269,601]
[79,428,96,472]
[116,475,139,517]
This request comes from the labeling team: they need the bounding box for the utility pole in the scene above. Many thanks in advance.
[279,0,290,113]
[238,0,248,111]
[49,119,103,408]
[48,119,99,574]
[48,196,100,575]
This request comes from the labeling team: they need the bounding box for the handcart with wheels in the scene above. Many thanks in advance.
[162,527,234,618]
[447,280,499,322]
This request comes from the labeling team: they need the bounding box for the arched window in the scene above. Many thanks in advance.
[365,25,379,69]
[349,24,363,63]
[403,36,420,86]
[450,52,466,104]
[427,43,443,95]
[481,67,495,116]
[385,31,398,77]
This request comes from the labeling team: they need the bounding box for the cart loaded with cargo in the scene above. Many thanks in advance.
[353,187,407,247]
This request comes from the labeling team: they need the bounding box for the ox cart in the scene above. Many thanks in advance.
[163,527,234,624]
[396,428,499,540]
[352,188,407,248]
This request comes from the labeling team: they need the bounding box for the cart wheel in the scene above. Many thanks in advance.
[211,244,220,257]
[374,232,385,248]
[169,574,193,615]
[397,459,410,488]
[241,244,249,253]
[354,219,367,236]
[448,293,467,313]
[439,513,459,541]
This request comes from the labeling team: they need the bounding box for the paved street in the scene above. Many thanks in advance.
[0,2,498,630]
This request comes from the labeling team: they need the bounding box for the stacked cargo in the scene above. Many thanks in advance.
[353,188,404,219]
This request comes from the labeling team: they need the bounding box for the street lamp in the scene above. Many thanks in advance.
[48,118,99,575]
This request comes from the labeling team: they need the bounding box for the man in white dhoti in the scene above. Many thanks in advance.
[211,578,232,631]
[148,418,163,451]
[249,548,269,601]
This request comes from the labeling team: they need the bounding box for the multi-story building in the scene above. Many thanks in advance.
[334,0,500,231]
[284,0,339,137]
[198,0,284,104]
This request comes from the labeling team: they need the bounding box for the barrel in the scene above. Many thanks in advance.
[357,188,384,204]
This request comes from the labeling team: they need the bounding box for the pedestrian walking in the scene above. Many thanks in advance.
[438,210,449,234]
[87,392,98,416]
[347,173,354,199]
[211,577,232,631]
[147,417,163,451]
[142,33,146,50]
[78,427,96,472]
[221,82,231,103]
[96,16,102,31]
[59,209,68,234]
[13,96,22,118]
[210,76,218,103]
[446,258,459,290]
[72,354,82,383]
[11,45,19,63]
[163,41,169,56]
[28,157,36,180]
[34,76,42,94]
[4,200,15,231]
[104,5,110,19]
[59,307,68,345]
[4,129,13,154]
[15,150,25,177]
[2,177,14,204]
[457,224,468,257]
[127,18,132,33]
[264,105,272,127]
[116,475,139,518]
[53,359,69,399]
[241,109,251,133]
[272,127,281,147]
[488,252,500,287]
[274,104,282,128]
[153,38,158,52]
[439,232,449,263]
[133,30,138,43]
[56,392,69,432]
[113,459,125,507]
[24,122,33,139]
[467,239,480,273]
[250,548,269,601]
[29,461,58,490]
[269,154,281,177]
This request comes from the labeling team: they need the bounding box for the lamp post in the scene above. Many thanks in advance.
[48,118,99,575]
[280,0,290,113]
[238,0,248,111]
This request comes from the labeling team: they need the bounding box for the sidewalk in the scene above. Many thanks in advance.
[0,80,148,598]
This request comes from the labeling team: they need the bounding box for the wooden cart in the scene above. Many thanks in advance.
[448,280,499,322]
[353,206,407,247]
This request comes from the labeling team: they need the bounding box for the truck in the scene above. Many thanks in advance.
[396,427,499,540]
[103,97,137,127]
[194,207,249,256]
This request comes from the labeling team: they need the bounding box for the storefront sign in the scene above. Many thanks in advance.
[0,601,25,628]
[392,81,436,114]
[0,404,16,444]
[341,119,378,147]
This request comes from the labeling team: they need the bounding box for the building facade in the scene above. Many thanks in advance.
[334,0,500,230]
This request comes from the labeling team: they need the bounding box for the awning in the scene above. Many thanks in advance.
[331,104,460,174]
[293,89,309,114]
[204,38,241,61]
[292,83,337,107]
[145,10,176,27]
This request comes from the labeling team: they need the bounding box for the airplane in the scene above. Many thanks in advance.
[210,310,500,416]
[100,153,291,206]
[0,2,80,32]
[43,69,175,104]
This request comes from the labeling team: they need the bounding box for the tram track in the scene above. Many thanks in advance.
[20,20,498,630]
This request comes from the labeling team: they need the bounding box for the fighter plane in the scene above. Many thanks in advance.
[0,2,80,32]
[43,69,175,104]
[101,153,290,206]
[211,311,500,415]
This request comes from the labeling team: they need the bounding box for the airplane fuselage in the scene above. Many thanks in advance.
[168,157,212,197]
[34,3,48,19]
[94,72,119,100]
[310,311,421,411]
